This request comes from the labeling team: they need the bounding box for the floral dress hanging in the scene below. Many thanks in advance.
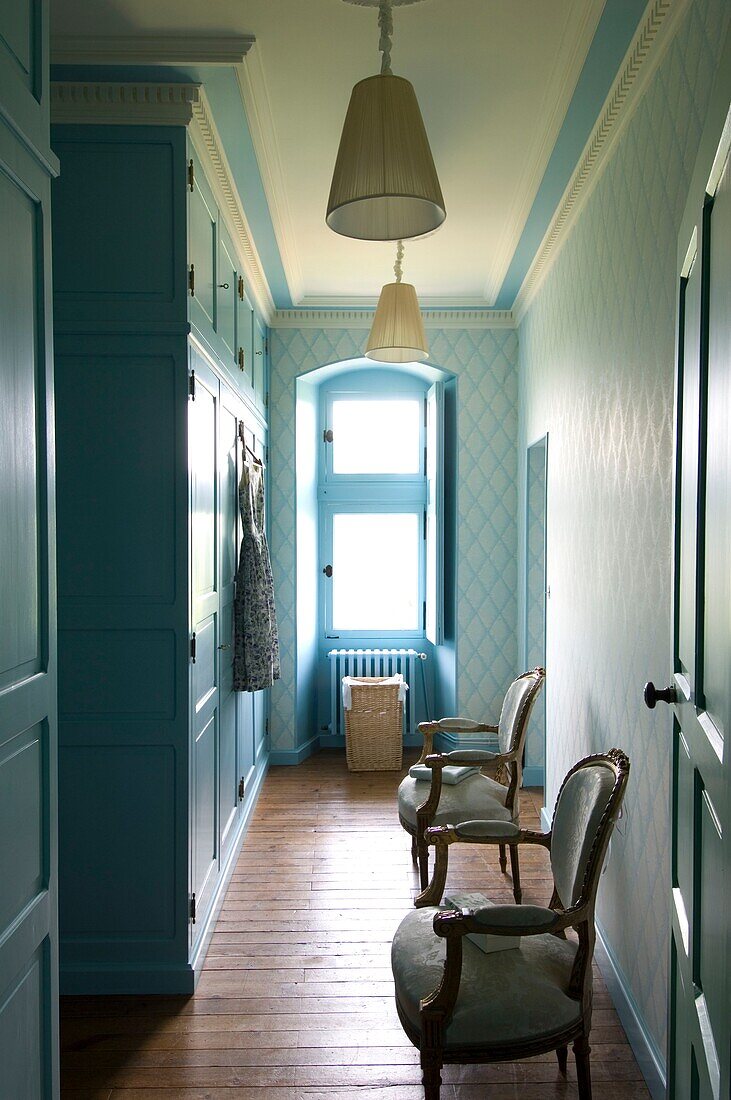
[233,455,280,692]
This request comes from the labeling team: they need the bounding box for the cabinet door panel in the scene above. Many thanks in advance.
[189,355,220,929]
[217,226,237,365]
[236,283,253,387]
[253,317,266,409]
[189,153,216,332]
[219,395,239,854]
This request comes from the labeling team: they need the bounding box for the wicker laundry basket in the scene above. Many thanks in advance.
[343,675,404,771]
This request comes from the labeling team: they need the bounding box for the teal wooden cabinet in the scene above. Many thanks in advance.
[186,143,260,407]
[0,0,60,1093]
[52,115,270,994]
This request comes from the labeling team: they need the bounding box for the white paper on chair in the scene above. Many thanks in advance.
[444,893,521,954]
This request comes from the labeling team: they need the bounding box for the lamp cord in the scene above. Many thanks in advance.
[394,239,404,282]
[378,0,393,74]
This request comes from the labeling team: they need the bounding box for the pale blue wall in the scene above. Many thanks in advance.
[518,0,730,1063]
[269,326,519,758]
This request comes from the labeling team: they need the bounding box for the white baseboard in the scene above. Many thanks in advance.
[541,805,552,832]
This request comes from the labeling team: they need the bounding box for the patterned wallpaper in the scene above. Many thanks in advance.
[268,326,519,755]
[518,0,729,1058]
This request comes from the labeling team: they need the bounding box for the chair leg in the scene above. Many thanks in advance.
[573,1035,592,1099]
[410,834,418,865]
[509,843,522,903]
[556,1045,568,1075]
[417,838,429,890]
[498,843,507,873]
[421,1051,442,1100]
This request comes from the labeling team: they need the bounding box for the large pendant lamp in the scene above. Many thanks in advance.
[365,241,429,363]
[327,0,445,241]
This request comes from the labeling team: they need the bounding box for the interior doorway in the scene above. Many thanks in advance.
[524,434,548,786]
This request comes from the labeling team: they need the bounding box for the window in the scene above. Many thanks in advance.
[319,376,442,641]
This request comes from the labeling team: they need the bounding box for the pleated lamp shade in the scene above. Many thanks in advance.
[327,74,445,240]
[365,281,429,363]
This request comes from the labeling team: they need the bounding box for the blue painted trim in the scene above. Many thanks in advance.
[495,0,648,307]
[269,735,320,766]
[521,764,544,788]
[595,920,667,1100]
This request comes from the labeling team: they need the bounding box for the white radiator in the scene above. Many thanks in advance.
[327,648,424,738]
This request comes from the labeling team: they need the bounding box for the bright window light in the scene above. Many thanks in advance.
[332,513,420,631]
[331,399,421,474]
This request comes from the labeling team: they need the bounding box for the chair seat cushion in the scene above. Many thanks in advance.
[397,772,511,828]
[391,906,581,1048]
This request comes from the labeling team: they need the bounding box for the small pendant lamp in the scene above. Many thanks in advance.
[327,0,445,241]
[365,241,429,362]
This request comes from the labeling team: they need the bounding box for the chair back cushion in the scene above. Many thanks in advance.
[550,761,617,908]
[497,670,544,756]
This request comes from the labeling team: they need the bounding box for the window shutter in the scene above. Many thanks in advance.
[425,381,444,644]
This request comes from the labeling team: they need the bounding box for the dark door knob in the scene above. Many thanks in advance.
[644,682,677,709]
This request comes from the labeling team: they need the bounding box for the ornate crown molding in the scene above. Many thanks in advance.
[50,81,201,126]
[50,81,275,324]
[50,35,255,66]
[514,0,691,322]
[188,90,276,323]
[271,309,515,330]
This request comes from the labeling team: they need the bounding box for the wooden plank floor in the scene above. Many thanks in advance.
[60,750,650,1099]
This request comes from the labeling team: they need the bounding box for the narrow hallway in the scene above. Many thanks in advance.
[61,754,650,1098]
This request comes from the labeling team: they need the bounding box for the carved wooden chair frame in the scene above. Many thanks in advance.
[395,748,630,1100]
[399,667,546,895]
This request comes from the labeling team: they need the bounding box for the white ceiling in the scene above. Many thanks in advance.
[51,0,607,307]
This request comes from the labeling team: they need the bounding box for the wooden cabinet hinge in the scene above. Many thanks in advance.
[188,263,195,296]
[238,347,245,372]
[190,632,197,663]
[187,158,194,192]
[238,776,245,801]
[237,275,244,301]
[190,893,196,923]
[189,371,196,399]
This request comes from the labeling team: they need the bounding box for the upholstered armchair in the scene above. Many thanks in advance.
[391,748,630,1100]
[397,668,545,895]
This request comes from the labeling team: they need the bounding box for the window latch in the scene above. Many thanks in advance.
[322,564,333,578]
[323,429,333,443]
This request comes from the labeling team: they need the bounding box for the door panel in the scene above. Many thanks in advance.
[701,149,731,739]
[0,126,57,1094]
[253,317,266,407]
[217,227,237,365]
[668,97,730,1100]
[189,355,220,928]
[218,394,239,854]
[193,712,217,910]
[0,170,40,692]
[236,282,253,387]
[189,151,216,332]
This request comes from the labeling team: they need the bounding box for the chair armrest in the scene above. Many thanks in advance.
[434,904,576,939]
[415,822,550,908]
[436,718,498,734]
[428,822,551,847]
[454,820,521,840]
